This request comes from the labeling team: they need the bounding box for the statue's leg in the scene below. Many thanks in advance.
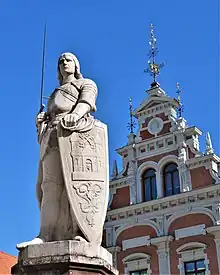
[39,149,65,242]
[36,160,43,209]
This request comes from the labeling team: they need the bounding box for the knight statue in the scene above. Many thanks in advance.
[17,52,109,248]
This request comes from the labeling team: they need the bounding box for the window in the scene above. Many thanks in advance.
[130,270,148,275]
[143,169,157,201]
[184,259,206,275]
[123,253,152,275]
[164,163,180,196]
[177,242,210,275]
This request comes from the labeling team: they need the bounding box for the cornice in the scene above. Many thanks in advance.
[184,126,203,136]
[109,176,131,188]
[136,144,178,161]
[133,95,179,119]
[106,184,220,222]
[116,132,177,157]
[187,154,220,170]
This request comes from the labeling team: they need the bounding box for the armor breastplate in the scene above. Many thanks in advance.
[47,83,79,116]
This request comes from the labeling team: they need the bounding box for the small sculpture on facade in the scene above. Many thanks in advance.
[205,132,214,155]
[178,141,191,192]
[17,53,109,249]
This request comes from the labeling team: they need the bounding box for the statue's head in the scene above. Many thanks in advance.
[58,52,83,84]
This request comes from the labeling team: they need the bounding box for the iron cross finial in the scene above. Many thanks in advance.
[176,82,184,118]
[127,97,136,134]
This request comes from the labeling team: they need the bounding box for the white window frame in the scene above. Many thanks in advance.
[123,253,152,275]
[177,242,210,275]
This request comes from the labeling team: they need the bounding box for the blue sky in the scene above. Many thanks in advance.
[0,0,219,256]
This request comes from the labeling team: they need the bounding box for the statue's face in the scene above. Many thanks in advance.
[59,54,76,77]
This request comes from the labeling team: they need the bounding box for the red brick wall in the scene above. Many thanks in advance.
[139,129,154,140]
[158,122,171,136]
[0,252,17,275]
[116,225,157,247]
[156,113,169,120]
[190,167,215,189]
[168,214,217,275]
[168,214,213,235]
[188,147,196,159]
[110,186,130,209]
[206,234,219,275]
[140,122,171,140]
[116,225,158,274]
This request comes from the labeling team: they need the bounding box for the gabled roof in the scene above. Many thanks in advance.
[133,86,179,117]
[0,251,17,274]
[133,95,178,115]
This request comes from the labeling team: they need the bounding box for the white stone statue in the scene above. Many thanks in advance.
[17,53,109,249]
[205,132,214,155]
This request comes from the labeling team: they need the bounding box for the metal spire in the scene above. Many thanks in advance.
[144,23,164,87]
[176,82,184,118]
[127,97,136,133]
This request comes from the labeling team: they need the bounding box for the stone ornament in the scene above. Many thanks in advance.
[147,117,164,134]
[17,52,109,249]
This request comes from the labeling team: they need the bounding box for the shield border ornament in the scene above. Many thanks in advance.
[58,121,109,244]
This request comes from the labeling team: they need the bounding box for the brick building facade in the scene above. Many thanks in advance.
[104,83,220,275]
[0,251,17,274]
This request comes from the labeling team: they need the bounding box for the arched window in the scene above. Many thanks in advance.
[164,163,180,196]
[143,169,157,201]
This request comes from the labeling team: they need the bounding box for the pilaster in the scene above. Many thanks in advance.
[156,171,163,198]
[151,236,173,275]
[107,246,121,268]
[206,225,220,272]
[127,134,137,205]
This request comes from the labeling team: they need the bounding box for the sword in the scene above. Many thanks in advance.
[39,23,47,113]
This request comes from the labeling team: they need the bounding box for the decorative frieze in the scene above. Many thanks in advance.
[187,154,220,170]
[109,178,130,188]
[135,102,175,119]
[106,185,220,223]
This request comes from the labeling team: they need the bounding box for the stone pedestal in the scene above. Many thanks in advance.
[12,241,118,275]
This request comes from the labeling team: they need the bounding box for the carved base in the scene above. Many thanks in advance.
[12,240,118,275]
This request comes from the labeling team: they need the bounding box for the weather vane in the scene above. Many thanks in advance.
[127,97,136,133]
[176,82,184,117]
[144,23,164,87]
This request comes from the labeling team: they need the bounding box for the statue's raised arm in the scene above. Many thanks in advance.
[17,53,109,249]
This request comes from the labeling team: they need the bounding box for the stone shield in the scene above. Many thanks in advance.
[58,120,109,244]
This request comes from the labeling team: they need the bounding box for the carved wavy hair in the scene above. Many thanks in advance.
[57,52,83,85]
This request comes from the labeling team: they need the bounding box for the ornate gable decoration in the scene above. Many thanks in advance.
[133,86,179,121]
